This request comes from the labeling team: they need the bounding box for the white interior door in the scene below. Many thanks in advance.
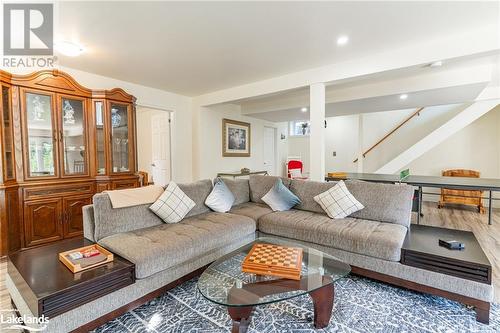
[151,112,171,186]
[263,126,276,175]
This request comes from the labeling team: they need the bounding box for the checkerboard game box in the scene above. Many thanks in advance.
[242,243,303,280]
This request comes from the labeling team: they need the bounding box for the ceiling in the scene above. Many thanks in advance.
[245,82,488,122]
[56,1,499,96]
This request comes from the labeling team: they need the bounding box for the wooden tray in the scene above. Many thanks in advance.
[59,244,113,273]
[242,243,303,280]
[327,172,347,179]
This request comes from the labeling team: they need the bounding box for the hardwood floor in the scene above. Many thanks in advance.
[0,257,20,333]
[0,201,498,333]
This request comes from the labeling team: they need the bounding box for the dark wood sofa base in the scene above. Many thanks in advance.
[351,266,490,324]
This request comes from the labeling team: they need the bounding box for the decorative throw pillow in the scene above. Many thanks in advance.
[205,178,235,213]
[262,179,301,211]
[149,182,196,223]
[313,180,364,219]
[289,168,302,178]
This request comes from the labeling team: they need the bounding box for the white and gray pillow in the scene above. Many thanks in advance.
[149,182,195,223]
[205,178,235,213]
[313,180,364,219]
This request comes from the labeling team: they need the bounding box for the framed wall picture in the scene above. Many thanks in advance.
[222,118,251,157]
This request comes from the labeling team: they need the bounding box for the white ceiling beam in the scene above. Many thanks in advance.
[194,24,499,107]
[240,63,493,115]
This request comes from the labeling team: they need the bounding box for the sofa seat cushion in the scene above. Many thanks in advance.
[229,202,273,222]
[258,210,407,262]
[98,212,256,279]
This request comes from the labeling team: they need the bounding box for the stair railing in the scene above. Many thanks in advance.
[353,107,425,163]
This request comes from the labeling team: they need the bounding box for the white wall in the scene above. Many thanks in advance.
[196,104,281,180]
[276,122,289,177]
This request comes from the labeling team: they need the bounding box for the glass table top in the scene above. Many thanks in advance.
[197,237,351,307]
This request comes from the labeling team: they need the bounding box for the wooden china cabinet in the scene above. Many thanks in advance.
[0,70,139,255]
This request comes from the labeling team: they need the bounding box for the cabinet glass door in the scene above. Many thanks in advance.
[95,101,106,175]
[2,86,15,180]
[110,103,130,173]
[60,97,87,176]
[25,92,57,177]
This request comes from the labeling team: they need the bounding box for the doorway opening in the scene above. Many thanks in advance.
[136,106,172,186]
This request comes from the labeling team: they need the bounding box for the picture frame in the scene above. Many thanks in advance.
[222,118,251,157]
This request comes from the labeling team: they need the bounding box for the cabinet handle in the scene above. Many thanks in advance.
[59,130,63,142]
[59,214,63,225]
[53,130,59,142]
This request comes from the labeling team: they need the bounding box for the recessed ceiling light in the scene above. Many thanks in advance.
[337,35,349,46]
[55,41,85,57]
[400,94,408,100]
[301,107,308,112]
[429,60,443,68]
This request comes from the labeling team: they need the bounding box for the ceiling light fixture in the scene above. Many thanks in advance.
[337,35,349,46]
[55,41,85,57]
[399,94,408,100]
[301,107,308,112]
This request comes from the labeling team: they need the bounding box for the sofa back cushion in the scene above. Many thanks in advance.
[345,180,414,228]
[215,178,250,205]
[249,175,291,204]
[177,179,213,218]
[93,193,163,241]
[289,179,336,214]
[92,179,214,241]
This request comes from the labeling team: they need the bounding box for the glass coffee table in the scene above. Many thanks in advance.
[197,237,351,333]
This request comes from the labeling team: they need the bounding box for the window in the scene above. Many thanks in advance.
[289,121,310,136]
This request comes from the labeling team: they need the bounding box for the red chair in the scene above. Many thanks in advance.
[287,160,308,180]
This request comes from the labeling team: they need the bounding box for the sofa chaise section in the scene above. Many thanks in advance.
[99,212,256,279]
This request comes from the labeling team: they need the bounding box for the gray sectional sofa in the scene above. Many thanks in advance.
[42,175,492,331]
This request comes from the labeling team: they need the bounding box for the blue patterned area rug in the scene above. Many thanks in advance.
[94,276,499,332]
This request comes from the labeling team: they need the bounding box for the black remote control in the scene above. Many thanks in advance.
[439,239,465,250]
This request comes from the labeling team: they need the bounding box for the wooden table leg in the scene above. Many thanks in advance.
[228,306,253,333]
[309,283,334,328]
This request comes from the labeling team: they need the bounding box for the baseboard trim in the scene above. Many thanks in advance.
[351,265,490,324]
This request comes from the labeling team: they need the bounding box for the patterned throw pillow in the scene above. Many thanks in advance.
[313,180,364,219]
[149,182,196,223]
[289,168,303,178]
[262,179,301,211]
[205,178,235,213]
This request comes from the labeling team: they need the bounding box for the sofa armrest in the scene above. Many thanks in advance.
[82,204,95,242]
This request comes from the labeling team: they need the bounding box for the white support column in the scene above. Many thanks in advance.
[357,114,364,173]
[309,83,326,181]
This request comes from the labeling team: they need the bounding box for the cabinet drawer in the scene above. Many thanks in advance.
[111,180,138,190]
[96,183,110,193]
[401,250,491,284]
[40,265,135,317]
[24,183,94,200]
